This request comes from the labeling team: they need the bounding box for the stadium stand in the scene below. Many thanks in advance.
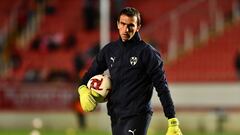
[141,0,235,56]
[0,0,20,27]
[125,0,191,24]
[0,0,239,82]
[165,21,240,82]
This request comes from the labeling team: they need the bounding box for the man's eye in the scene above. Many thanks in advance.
[120,22,125,26]
[128,25,135,29]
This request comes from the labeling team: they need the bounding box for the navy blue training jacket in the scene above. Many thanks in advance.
[81,32,175,119]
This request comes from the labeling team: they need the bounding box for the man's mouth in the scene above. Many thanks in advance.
[122,34,129,37]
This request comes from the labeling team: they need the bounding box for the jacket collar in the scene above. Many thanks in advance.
[118,32,142,46]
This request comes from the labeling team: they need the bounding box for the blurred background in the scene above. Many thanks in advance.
[0,0,240,135]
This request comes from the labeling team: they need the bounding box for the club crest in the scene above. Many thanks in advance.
[130,57,138,66]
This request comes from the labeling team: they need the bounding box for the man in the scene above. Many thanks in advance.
[78,7,183,135]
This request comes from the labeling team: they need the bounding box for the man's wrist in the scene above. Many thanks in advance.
[168,118,179,127]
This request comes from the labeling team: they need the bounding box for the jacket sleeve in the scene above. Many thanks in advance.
[142,45,176,119]
[80,46,108,86]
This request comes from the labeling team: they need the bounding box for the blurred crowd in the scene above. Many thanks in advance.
[1,0,239,83]
[0,0,125,83]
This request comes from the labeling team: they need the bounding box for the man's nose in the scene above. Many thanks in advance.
[124,26,129,32]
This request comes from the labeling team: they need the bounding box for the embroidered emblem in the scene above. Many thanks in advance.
[110,57,116,67]
[128,129,136,135]
[110,57,115,63]
[130,57,138,66]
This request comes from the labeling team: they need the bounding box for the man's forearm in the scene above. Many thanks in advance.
[159,90,176,119]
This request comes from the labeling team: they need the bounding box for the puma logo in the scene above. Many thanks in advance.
[110,57,116,68]
[110,57,115,63]
[128,129,136,135]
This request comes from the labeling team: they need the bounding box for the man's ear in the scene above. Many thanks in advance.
[117,21,120,29]
[136,24,141,32]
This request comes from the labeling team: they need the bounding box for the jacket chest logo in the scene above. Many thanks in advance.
[110,57,116,67]
[110,57,115,63]
[130,56,138,66]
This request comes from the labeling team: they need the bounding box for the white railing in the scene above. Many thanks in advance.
[142,0,238,61]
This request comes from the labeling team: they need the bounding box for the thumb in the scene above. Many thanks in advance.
[91,90,101,97]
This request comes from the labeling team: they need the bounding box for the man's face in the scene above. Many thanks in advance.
[117,15,141,42]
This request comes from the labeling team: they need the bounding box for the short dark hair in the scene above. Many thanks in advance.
[118,7,141,26]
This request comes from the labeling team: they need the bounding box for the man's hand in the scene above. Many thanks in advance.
[166,118,183,135]
[91,90,104,102]
[78,85,97,112]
